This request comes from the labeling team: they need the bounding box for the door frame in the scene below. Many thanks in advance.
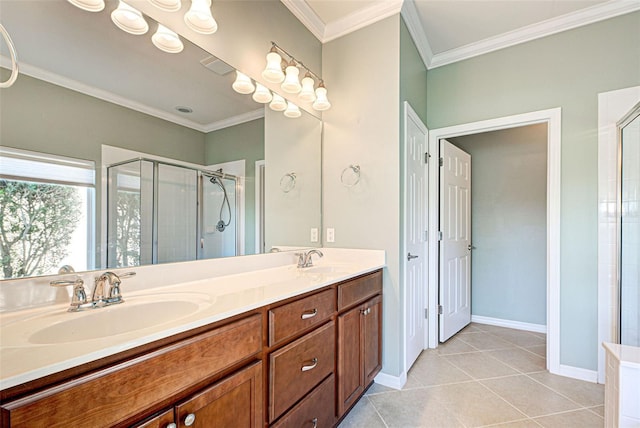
[402,101,429,373]
[427,108,562,376]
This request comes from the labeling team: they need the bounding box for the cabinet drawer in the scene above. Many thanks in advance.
[271,374,335,428]
[1,314,262,428]
[269,321,335,422]
[338,270,382,311]
[269,289,335,346]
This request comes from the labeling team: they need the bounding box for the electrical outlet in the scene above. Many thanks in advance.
[326,228,335,243]
[310,228,318,242]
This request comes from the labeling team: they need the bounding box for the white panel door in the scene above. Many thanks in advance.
[404,103,428,371]
[439,139,471,342]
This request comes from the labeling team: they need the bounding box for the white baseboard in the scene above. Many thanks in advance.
[556,364,599,383]
[472,315,547,334]
[374,371,407,390]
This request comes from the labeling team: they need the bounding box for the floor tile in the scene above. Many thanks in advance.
[436,337,479,355]
[527,372,604,407]
[432,382,528,427]
[368,388,464,428]
[445,351,519,379]
[588,405,605,417]
[481,375,581,417]
[490,330,547,347]
[406,353,472,387]
[338,397,386,428]
[524,345,546,358]
[483,420,543,427]
[366,382,395,395]
[457,332,516,350]
[533,409,604,428]
[487,348,546,374]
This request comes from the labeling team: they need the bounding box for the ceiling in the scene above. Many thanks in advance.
[284,0,640,68]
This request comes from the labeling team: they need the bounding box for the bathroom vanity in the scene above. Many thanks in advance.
[0,249,384,427]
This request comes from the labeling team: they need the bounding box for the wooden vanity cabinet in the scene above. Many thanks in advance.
[337,272,383,417]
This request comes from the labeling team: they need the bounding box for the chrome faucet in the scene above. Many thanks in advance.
[296,249,324,268]
[50,271,135,312]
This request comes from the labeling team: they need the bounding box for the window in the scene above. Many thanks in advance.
[0,147,95,279]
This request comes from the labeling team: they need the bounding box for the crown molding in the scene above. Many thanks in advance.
[280,0,325,41]
[400,0,434,69]
[429,0,640,69]
[1,57,265,134]
[204,109,265,132]
[323,0,403,43]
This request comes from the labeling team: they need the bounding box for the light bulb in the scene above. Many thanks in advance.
[281,63,301,94]
[232,71,255,95]
[269,94,287,111]
[148,0,181,12]
[184,0,218,34]
[284,101,301,118]
[312,83,331,111]
[152,24,183,53]
[299,74,316,102]
[252,84,273,104]
[67,0,105,12]
[262,51,284,83]
[111,1,149,35]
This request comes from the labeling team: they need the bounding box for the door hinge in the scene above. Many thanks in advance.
[424,152,430,164]
[437,231,443,241]
[439,157,443,167]
[438,305,443,315]
[424,230,428,241]
[424,308,429,319]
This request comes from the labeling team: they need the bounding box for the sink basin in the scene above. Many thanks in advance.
[301,265,353,275]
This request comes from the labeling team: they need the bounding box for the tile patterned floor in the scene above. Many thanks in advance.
[338,323,604,428]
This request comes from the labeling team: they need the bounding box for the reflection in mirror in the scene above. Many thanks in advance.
[0,1,322,280]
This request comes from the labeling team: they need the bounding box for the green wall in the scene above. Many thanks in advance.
[205,118,265,254]
[427,11,640,370]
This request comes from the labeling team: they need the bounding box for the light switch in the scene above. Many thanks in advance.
[310,228,318,242]
[327,228,335,243]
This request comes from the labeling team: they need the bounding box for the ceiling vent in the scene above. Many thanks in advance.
[200,56,234,76]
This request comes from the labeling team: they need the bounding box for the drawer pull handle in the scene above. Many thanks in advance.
[184,413,196,426]
[166,424,177,428]
[301,308,318,320]
[301,357,318,372]
[361,307,371,316]
[311,417,318,428]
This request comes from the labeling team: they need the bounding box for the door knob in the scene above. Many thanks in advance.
[407,253,419,261]
[468,244,476,251]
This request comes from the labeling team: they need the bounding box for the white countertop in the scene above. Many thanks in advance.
[603,342,640,369]
[0,248,385,391]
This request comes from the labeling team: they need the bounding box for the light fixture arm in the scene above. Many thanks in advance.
[269,41,323,84]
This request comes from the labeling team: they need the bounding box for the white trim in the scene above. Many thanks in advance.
[471,315,546,334]
[1,57,264,133]
[429,0,640,69]
[323,1,403,43]
[374,370,407,391]
[597,86,640,384]
[255,160,266,254]
[557,364,599,383]
[279,0,325,41]
[402,101,429,374]
[400,0,434,69]
[428,108,562,378]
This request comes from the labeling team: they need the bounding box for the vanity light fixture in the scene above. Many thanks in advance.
[312,82,331,111]
[263,42,330,111]
[232,71,255,94]
[252,83,273,104]
[184,0,218,35]
[269,94,287,111]
[111,1,149,35]
[148,0,181,12]
[67,0,105,12]
[284,101,302,118]
[152,24,183,53]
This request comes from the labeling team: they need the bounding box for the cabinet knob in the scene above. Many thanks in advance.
[166,424,177,428]
[301,357,318,372]
[301,308,318,320]
[184,413,196,426]
[361,307,371,316]
[311,417,318,428]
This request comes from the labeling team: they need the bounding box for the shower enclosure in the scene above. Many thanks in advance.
[106,158,239,268]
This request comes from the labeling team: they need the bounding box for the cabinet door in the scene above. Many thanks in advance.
[363,295,382,386]
[337,305,364,416]
[174,362,262,428]
[133,409,174,428]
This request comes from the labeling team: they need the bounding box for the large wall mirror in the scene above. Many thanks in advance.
[0,0,322,281]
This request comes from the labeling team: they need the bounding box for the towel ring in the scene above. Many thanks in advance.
[0,24,19,89]
[341,165,360,187]
[280,172,296,193]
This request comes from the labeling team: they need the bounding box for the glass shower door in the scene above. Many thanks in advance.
[619,105,640,346]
